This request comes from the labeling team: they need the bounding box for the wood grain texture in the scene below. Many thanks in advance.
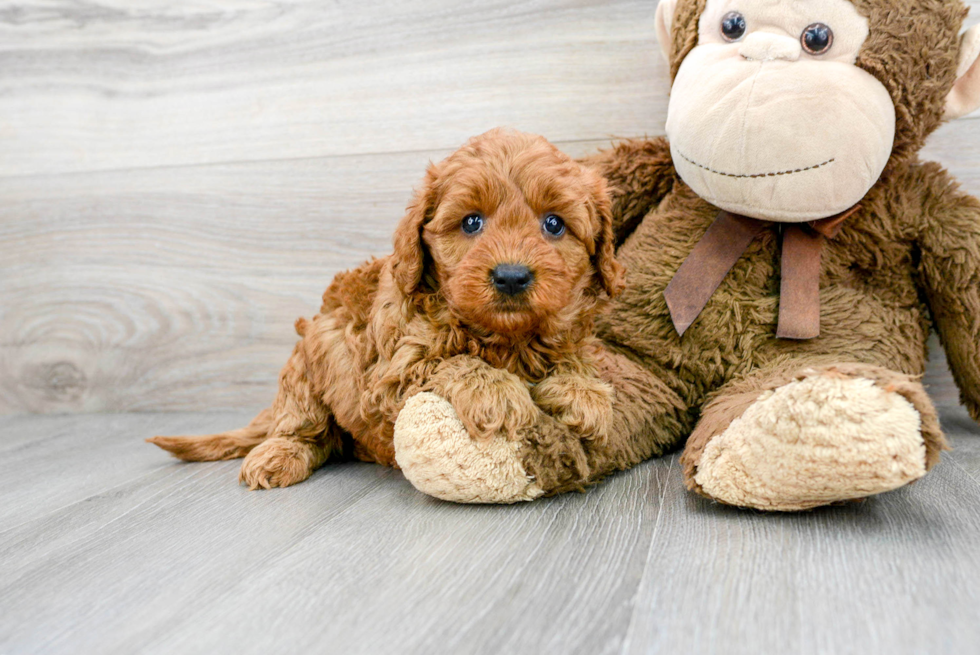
[621,413,980,655]
[0,410,978,654]
[0,0,669,177]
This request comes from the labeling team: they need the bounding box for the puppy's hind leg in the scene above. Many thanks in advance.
[238,345,343,490]
[239,418,343,490]
[148,408,274,461]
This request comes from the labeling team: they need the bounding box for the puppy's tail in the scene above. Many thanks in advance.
[147,408,274,461]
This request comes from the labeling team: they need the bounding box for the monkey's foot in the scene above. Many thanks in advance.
[683,369,937,511]
[393,392,544,504]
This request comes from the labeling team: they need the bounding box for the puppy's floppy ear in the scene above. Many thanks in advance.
[589,175,626,298]
[392,163,441,294]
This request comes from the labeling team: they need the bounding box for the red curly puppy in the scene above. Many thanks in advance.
[149,129,624,489]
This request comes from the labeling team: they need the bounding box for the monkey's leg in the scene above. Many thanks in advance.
[681,362,947,511]
[238,345,343,490]
[393,349,690,503]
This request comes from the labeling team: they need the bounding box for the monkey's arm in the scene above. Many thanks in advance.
[917,166,980,422]
[578,137,678,245]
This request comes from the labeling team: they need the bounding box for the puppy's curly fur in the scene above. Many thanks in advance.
[149,129,624,489]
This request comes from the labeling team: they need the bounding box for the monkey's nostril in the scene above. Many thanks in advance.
[492,264,534,296]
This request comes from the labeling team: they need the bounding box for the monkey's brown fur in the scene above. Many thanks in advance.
[148,130,624,489]
[490,0,980,499]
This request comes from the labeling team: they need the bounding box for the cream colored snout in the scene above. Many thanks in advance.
[739,32,801,62]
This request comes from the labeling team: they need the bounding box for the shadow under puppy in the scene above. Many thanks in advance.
[149,129,625,495]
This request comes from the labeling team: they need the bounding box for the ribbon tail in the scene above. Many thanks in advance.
[777,225,823,340]
[664,211,765,337]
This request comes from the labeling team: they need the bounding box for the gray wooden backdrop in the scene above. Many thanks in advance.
[0,0,978,417]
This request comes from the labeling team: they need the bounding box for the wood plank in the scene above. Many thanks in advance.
[0,0,669,177]
[0,412,670,655]
[944,405,980,481]
[620,428,980,655]
[0,411,258,528]
[133,465,668,655]
[0,0,973,180]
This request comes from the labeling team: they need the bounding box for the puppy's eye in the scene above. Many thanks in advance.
[461,213,484,235]
[542,214,565,237]
[720,11,747,42]
[801,23,833,55]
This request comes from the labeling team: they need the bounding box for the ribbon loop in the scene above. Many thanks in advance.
[664,211,765,337]
[663,206,858,340]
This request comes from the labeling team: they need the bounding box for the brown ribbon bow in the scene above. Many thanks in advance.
[663,206,859,340]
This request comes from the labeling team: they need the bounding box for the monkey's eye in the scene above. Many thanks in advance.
[801,23,833,55]
[461,213,485,235]
[720,11,747,42]
[542,214,565,237]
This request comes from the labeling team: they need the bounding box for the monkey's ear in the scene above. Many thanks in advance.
[655,0,678,62]
[945,25,980,120]
[392,163,440,295]
[589,176,626,298]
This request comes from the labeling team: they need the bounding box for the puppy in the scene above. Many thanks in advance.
[148,129,625,490]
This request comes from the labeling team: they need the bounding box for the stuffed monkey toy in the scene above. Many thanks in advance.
[393,0,980,510]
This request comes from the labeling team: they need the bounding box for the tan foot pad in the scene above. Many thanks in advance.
[695,374,927,511]
[394,392,544,504]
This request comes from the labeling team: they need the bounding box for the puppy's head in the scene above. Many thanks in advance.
[392,129,624,337]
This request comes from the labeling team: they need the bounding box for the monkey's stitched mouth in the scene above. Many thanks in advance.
[678,151,835,179]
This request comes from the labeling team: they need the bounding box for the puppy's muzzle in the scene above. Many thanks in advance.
[491,263,534,296]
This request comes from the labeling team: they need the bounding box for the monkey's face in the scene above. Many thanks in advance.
[665,0,896,222]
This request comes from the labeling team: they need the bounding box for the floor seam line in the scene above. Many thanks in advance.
[618,456,674,655]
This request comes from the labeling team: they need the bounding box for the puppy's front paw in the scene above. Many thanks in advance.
[429,363,538,442]
[394,392,544,503]
[239,438,315,490]
[532,374,614,440]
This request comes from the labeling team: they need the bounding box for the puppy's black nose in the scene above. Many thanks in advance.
[492,264,534,296]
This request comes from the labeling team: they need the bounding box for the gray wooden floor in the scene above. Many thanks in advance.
[3,399,980,654]
[3,1,980,653]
